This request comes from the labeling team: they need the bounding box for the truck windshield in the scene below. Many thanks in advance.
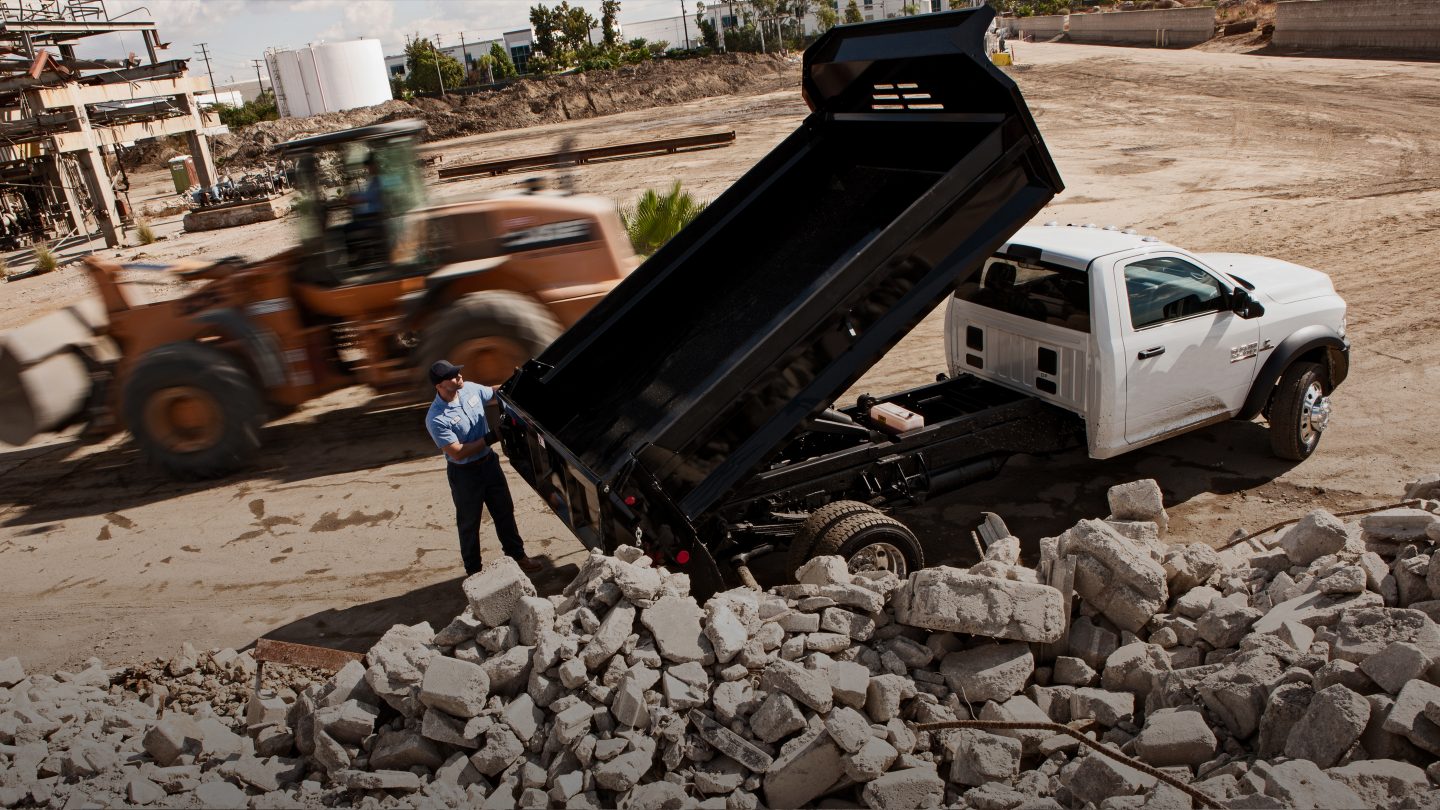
[956,256,1090,333]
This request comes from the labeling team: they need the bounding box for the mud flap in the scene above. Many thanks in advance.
[0,298,109,446]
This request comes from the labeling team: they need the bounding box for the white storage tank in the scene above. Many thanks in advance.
[265,39,392,119]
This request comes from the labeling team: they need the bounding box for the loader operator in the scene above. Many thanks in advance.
[425,360,544,577]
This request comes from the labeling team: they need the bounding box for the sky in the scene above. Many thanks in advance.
[75,0,698,89]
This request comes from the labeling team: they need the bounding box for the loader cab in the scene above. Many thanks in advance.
[277,119,430,288]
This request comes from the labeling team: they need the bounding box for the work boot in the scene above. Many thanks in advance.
[515,556,544,574]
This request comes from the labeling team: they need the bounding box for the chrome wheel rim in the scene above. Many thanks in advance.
[848,542,909,578]
[1300,381,1331,446]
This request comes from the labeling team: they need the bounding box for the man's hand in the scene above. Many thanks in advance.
[443,437,487,463]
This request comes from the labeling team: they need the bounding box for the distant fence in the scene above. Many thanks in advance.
[1008,8,1216,47]
[1067,7,1217,47]
[1012,14,1066,41]
[1274,0,1440,53]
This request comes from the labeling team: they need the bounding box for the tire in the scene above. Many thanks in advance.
[812,512,925,579]
[122,343,263,479]
[784,500,878,581]
[419,291,562,388]
[1268,361,1330,461]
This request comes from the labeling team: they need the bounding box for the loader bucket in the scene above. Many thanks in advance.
[0,298,107,446]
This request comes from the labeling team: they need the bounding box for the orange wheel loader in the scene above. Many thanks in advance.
[0,120,637,478]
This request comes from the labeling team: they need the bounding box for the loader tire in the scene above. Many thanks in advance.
[1269,361,1330,462]
[785,500,879,581]
[122,343,263,479]
[812,512,924,579]
[420,291,561,388]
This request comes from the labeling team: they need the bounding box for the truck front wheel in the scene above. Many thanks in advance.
[122,343,263,478]
[785,500,878,581]
[812,512,924,579]
[1268,361,1331,461]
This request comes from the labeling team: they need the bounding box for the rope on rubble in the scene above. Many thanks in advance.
[1220,498,1423,550]
[911,719,1222,809]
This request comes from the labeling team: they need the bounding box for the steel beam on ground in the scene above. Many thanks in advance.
[438,130,737,180]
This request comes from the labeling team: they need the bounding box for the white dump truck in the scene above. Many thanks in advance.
[948,222,1349,463]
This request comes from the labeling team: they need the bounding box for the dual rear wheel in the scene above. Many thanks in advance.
[785,500,924,582]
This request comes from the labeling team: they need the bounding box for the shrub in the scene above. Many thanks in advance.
[34,244,57,274]
[135,219,157,245]
[621,181,707,256]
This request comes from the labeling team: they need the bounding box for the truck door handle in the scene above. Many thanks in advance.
[1137,346,1166,359]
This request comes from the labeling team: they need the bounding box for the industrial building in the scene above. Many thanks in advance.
[0,0,223,250]
[264,39,392,119]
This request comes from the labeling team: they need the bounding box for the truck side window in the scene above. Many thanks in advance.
[955,257,1090,332]
[1124,257,1226,330]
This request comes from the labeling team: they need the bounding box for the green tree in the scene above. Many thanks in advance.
[489,42,518,78]
[901,2,919,14]
[949,0,967,8]
[558,1,598,51]
[622,181,707,255]
[601,0,622,46]
[214,90,279,129]
[815,3,838,32]
[530,4,562,59]
[697,2,720,48]
[404,37,463,93]
[844,0,863,23]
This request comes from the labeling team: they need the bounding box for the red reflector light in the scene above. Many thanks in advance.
[623,496,637,506]
[675,550,691,564]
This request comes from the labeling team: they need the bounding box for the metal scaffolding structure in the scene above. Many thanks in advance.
[0,0,221,249]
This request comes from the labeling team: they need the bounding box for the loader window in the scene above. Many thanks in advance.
[955,257,1090,332]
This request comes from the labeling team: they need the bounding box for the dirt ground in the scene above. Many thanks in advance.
[2,42,1438,674]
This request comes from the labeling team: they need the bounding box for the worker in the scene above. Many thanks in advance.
[425,359,543,576]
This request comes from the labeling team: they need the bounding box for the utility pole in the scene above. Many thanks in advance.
[459,31,469,81]
[434,34,446,96]
[680,0,691,49]
[195,42,217,95]
[251,59,266,94]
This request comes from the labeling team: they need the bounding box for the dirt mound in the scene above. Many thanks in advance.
[211,54,798,168]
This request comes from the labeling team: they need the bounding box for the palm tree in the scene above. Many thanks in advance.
[621,181,707,255]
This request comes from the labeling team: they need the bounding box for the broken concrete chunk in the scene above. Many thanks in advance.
[763,726,845,809]
[1107,479,1169,533]
[893,566,1065,643]
[581,603,636,670]
[640,595,707,664]
[463,558,538,627]
[1133,708,1216,767]
[1283,684,1369,768]
[1360,641,1434,694]
[1198,600,1264,650]
[688,710,773,773]
[861,765,946,810]
[795,556,850,587]
[947,729,1019,786]
[1278,509,1350,566]
[750,692,807,744]
[420,656,490,718]
[760,660,833,714]
[1326,759,1430,810]
[939,642,1033,704]
[1382,679,1440,755]
[1060,519,1168,633]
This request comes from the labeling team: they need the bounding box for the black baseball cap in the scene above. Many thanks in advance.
[428,360,463,386]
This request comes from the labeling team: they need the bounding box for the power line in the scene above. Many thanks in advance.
[194,42,217,96]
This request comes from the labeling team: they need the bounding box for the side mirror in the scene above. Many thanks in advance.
[1231,288,1265,319]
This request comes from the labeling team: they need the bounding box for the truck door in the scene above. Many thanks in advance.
[1117,254,1258,445]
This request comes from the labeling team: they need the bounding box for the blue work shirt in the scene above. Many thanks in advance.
[426,381,495,465]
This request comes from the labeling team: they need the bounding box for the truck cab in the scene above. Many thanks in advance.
[946,223,1348,460]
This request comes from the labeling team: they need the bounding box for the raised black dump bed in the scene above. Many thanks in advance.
[500,8,1070,593]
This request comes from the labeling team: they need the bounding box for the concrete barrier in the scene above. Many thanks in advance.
[1011,14,1067,41]
[1274,0,1440,53]
[1067,7,1217,47]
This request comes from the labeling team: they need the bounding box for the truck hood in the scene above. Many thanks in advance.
[1195,252,1336,305]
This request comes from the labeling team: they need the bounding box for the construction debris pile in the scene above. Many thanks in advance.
[5,477,1440,809]
[210,53,796,167]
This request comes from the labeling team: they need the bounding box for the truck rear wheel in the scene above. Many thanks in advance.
[812,512,924,579]
[1269,361,1330,461]
[420,291,561,388]
[785,500,878,581]
[122,343,263,478]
